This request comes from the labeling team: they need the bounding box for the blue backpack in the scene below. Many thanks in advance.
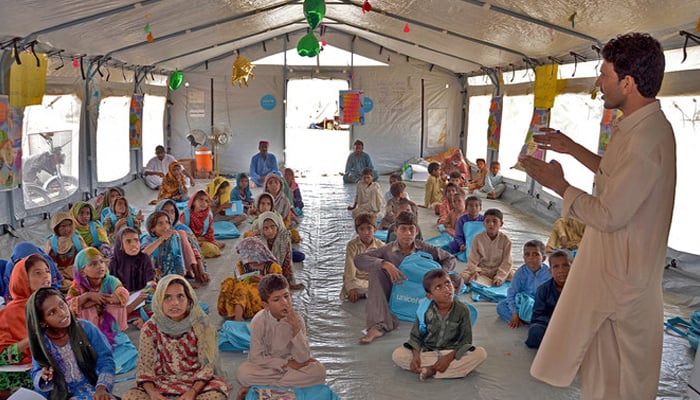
[457,221,486,262]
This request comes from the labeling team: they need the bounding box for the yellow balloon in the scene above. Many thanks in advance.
[231,55,255,88]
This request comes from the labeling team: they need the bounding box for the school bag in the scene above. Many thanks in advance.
[515,292,535,323]
[456,221,486,262]
[424,233,453,250]
[212,221,241,240]
[218,320,252,352]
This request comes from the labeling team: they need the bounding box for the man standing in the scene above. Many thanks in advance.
[143,145,195,190]
[520,33,675,399]
[249,140,281,187]
[344,139,378,184]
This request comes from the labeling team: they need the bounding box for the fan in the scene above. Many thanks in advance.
[186,129,207,157]
[209,127,231,176]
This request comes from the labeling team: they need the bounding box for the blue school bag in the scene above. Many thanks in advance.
[424,233,453,250]
[218,320,251,352]
[515,292,535,323]
[456,221,486,262]
[245,384,340,400]
[113,331,139,375]
[374,230,388,242]
[470,280,510,303]
[212,221,241,240]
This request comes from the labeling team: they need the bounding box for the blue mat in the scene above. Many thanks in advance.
[245,384,340,400]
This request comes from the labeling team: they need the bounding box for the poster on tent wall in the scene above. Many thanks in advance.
[598,108,622,155]
[512,108,550,171]
[487,96,503,150]
[129,95,143,149]
[9,52,48,107]
[427,108,447,148]
[533,64,558,109]
[0,96,23,191]
[339,90,365,125]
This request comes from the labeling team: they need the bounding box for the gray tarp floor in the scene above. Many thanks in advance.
[0,175,696,399]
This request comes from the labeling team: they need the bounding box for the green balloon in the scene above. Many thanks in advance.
[297,32,320,57]
[304,0,326,30]
[169,71,184,91]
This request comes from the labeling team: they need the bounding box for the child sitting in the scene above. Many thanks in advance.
[154,199,208,277]
[181,190,225,258]
[386,199,423,242]
[447,196,484,254]
[155,161,189,203]
[122,275,230,400]
[422,162,446,214]
[475,161,506,199]
[142,211,203,282]
[384,173,410,202]
[264,175,301,243]
[26,287,117,400]
[467,158,488,193]
[109,227,155,327]
[392,269,487,380]
[257,211,304,290]
[525,250,572,348]
[218,236,283,320]
[341,213,384,303]
[102,196,143,240]
[45,211,87,292]
[284,167,304,212]
[245,193,277,238]
[70,201,114,258]
[355,212,458,344]
[460,208,514,287]
[348,167,384,220]
[546,217,586,253]
[437,183,463,226]
[378,181,406,230]
[67,247,129,345]
[442,191,467,237]
[497,240,551,328]
[207,176,247,225]
[230,173,254,213]
[97,186,125,216]
[236,274,327,398]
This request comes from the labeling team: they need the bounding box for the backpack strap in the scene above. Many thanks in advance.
[73,233,84,251]
[50,235,59,255]
[202,212,212,236]
[183,208,191,227]
[416,298,432,335]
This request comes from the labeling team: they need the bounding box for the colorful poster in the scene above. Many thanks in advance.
[9,51,48,107]
[512,108,550,171]
[534,64,558,109]
[0,95,23,191]
[339,90,365,125]
[129,94,143,149]
[487,96,503,151]
[598,108,622,155]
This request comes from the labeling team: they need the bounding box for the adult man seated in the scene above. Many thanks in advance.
[143,145,195,190]
[344,139,378,184]
[249,140,281,187]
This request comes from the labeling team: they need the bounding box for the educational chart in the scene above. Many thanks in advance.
[0,96,23,191]
[598,108,622,155]
[487,95,503,151]
[512,108,550,171]
[129,94,143,149]
[339,90,365,125]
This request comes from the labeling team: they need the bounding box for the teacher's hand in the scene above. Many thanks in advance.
[518,156,570,197]
[533,128,575,155]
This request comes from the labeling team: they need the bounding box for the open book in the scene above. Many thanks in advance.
[474,275,494,288]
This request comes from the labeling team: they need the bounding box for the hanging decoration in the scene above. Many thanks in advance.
[231,55,256,87]
[339,90,365,125]
[168,70,184,91]
[129,95,143,149]
[9,50,48,107]
[72,56,79,68]
[568,12,577,29]
[598,108,622,156]
[696,17,700,32]
[144,13,154,42]
[0,96,22,191]
[362,0,372,13]
[297,0,325,57]
[404,23,411,33]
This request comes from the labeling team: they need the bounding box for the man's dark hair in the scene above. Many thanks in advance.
[601,32,665,98]
[423,269,449,293]
[258,274,289,302]
[155,145,165,153]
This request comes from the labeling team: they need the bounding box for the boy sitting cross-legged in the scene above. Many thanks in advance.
[392,269,487,380]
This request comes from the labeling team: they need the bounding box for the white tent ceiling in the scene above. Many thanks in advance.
[1,0,698,76]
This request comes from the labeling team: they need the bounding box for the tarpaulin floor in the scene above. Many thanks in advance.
[0,175,695,399]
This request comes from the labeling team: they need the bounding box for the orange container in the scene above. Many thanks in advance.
[194,147,213,172]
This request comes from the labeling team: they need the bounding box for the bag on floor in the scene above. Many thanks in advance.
[218,320,251,352]
[515,292,535,323]
[389,252,441,321]
[113,331,138,375]
[456,221,486,262]
[424,233,453,250]
[470,280,510,303]
[213,221,241,239]
[246,384,340,400]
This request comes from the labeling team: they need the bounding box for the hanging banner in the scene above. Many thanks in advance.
[598,108,622,155]
[339,90,365,125]
[0,95,23,190]
[487,96,503,151]
[534,64,558,109]
[512,108,550,171]
[129,95,144,149]
[9,51,48,107]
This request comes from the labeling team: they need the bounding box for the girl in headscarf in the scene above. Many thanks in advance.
[70,202,113,259]
[244,192,276,238]
[257,211,303,290]
[0,255,53,394]
[154,199,207,269]
[264,174,302,244]
[26,287,116,400]
[97,186,124,217]
[66,248,128,345]
[206,176,246,225]
[156,161,188,203]
[45,212,87,292]
[102,196,143,240]
[2,242,62,301]
[121,275,230,400]
[217,236,283,320]
[180,190,224,258]
[284,167,304,212]
[230,172,254,212]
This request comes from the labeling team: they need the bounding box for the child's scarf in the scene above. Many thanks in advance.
[109,228,154,292]
[47,211,86,255]
[183,190,215,241]
[70,202,110,247]
[231,173,254,203]
[158,161,187,200]
[206,176,231,205]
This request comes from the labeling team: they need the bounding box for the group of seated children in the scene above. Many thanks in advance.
[465,159,505,199]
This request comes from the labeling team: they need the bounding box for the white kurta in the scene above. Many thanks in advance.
[143,154,177,189]
[530,101,676,400]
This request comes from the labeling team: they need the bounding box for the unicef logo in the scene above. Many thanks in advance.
[260,95,276,111]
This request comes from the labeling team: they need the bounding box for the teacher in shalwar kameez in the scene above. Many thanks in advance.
[519,32,676,400]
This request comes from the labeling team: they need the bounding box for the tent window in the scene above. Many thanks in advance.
[142,94,166,167]
[22,95,81,210]
[499,95,533,181]
[466,95,490,164]
[96,96,130,182]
